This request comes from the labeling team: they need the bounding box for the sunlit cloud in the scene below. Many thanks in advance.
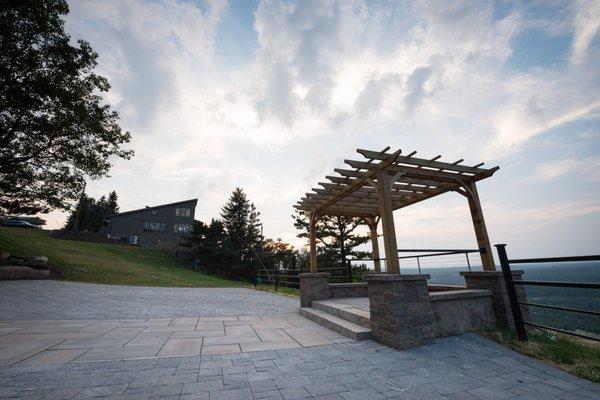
[36,0,600,257]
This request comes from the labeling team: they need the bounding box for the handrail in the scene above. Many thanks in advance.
[509,255,600,263]
[514,280,600,289]
[496,243,599,343]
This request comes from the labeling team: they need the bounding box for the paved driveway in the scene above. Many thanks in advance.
[0,281,298,320]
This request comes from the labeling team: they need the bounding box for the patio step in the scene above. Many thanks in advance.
[299,307,371,340]
[311,300,371,328]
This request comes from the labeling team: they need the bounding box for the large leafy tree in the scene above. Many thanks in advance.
[293,210,371,267]
[0,0,133,215]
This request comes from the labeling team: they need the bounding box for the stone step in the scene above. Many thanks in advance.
[311,301,371,328]
[299,307,371,340]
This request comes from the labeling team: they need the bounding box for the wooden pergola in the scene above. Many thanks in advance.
[294,147,499,274]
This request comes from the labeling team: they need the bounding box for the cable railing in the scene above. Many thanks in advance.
[397,248,481,273]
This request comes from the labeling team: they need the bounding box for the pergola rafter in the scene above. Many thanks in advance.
[295,147,499,274]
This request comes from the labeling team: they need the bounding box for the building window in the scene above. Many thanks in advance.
[174,223,191,233]
[152,210,157,215]
[175,207,191,217]
[145,222,164,232]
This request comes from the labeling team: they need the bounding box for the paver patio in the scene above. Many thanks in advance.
[0,314,352,366]
[0,333,598,399]
[1,281,597,399]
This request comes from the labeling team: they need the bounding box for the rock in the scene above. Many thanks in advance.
[24,256,49,267]
[0,252,10,261]
[0,266,49,280]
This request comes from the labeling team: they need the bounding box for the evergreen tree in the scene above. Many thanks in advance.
[293,210,370,268]
[63,190,119,232]
[247,203,263,255]
[106,191,119,214]
[64,194,94,232]
[220,188,263,278]
[220,188,250,262]
[181,219,231,274]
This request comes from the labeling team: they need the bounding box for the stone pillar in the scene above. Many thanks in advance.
[365,274,435,349]
[460,270,528,329]
[299,273,330,307]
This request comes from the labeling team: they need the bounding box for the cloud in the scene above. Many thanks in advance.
[571,0,600,65]
[531,156,600,181]
[37,0,599,257]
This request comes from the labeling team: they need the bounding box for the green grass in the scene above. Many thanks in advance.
[482,329,600,383]
[0,227,246,288]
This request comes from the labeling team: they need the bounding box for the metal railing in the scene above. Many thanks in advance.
[496,244,600,342]
[255,261,351,291]
[397,248,481,273]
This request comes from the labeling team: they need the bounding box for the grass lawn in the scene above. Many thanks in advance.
[0,227,247,288]
[482,329,600,383]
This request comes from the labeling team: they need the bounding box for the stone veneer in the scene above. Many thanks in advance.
[328,282,368,299]
[299,273,330,307]
[460,270,528,329]
[365,274,435,350]
[430,290,496,336]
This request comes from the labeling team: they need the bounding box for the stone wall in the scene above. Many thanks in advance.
[428,284,468,292]
[365,274,436,350]
[328,283,368,299]
[299,273,330,307]
[460,270,529,329]
[430,290,496,337]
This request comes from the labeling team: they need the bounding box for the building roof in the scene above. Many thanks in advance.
[109,199,198,218]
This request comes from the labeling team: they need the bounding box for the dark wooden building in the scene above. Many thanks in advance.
[107,199,197,248]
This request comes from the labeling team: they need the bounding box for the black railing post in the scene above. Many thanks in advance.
[274,267,278,292]
[496,244,528,341]
[346,259,353,283]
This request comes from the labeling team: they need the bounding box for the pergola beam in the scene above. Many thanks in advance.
[312,149,403,215]
[356,148,487,175]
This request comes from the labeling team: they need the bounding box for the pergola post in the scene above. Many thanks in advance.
[309,212,318,273]
[376,171,400,274]
[464,181,495,271]
[367,218,381,272]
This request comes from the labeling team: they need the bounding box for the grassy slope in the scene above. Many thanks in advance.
[0,227,245,288]
[483,329,600,383]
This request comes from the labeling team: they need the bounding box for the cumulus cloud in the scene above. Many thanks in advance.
[40,0,599,256]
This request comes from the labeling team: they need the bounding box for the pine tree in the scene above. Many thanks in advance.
[293,210,370,267]
[181,219,231,274]
[63,190,120,232]
[64,194,94,232]
[248,203,263,255]
[220,187,251,262]
[220,188,263,278]
[106,191,119,214]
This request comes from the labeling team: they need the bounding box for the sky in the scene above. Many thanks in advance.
[43,0,600,261]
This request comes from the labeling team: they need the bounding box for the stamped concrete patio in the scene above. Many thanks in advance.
[1,280,598,399]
